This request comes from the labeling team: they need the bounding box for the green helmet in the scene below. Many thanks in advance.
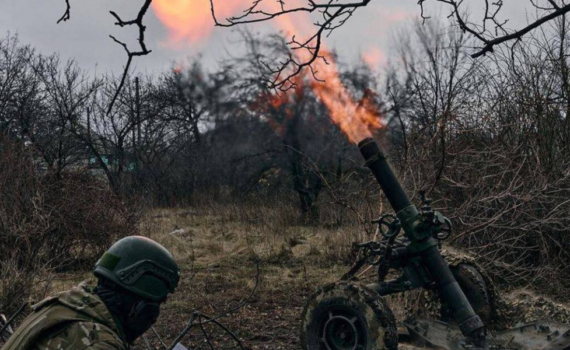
[94,236,180,302]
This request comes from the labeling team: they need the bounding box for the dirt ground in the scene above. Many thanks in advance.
[141,207,356,349]
[41,206,570,349]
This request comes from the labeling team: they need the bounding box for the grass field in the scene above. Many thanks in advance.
[43,203,369,349]
[39,204,570,350]
[142,205,365,349]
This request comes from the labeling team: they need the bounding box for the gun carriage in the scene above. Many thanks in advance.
[300,138,570,350]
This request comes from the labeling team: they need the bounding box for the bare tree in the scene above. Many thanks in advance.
[72,75,153,193]
[385,17,570,296]
[209,0,570,89]
[222,32,385,222]
[30,55,100,177]
[0,35,36,135]
[0,36,98,177]
[56,1,153,114]
[386,20,486,193]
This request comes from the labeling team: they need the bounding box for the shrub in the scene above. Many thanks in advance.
[0,136,139,314]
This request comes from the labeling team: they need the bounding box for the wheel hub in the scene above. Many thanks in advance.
[321,310,366,350]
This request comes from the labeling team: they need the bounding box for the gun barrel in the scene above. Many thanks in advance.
[358,137,487,342]
[358,138,411,212]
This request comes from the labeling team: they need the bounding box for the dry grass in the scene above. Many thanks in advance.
[13,202,360,349]
[7,202,570,349]
[130,202,411,349]
[0,202,469,348]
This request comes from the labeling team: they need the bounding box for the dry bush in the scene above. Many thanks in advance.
[39,173,140,269]
[384,102,570,299]
[432,141,570,297]
[0,136,140,314]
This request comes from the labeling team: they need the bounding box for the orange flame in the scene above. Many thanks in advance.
[152,0,251,45]
[309,52,382,143]
[270,14,382,143]
[254,76,304,137]
[153,0,383,143]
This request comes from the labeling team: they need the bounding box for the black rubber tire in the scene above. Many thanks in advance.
[441,263,493,324]
[300,281,398,350]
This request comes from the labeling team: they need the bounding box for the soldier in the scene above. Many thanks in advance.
[2,236,180,350]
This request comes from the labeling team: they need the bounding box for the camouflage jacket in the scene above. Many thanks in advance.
[2,283,127,350]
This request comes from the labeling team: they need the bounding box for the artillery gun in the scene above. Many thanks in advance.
[300,138,570,350]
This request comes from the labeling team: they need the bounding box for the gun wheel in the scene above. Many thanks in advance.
[301,281,398,350]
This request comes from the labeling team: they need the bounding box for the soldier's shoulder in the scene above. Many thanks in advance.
[35,320,126,350]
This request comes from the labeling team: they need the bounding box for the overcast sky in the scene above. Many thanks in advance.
[0,0,531,77]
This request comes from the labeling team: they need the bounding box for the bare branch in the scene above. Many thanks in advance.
[57,0,71,24]
[209,0,570,86]
[163,262,260,349]
[209,0,371,91]
[422,0,570,58]
[471,3,570,58]
[107,0,153,114]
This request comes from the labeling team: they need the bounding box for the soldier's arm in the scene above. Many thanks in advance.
[33,321,126,350]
